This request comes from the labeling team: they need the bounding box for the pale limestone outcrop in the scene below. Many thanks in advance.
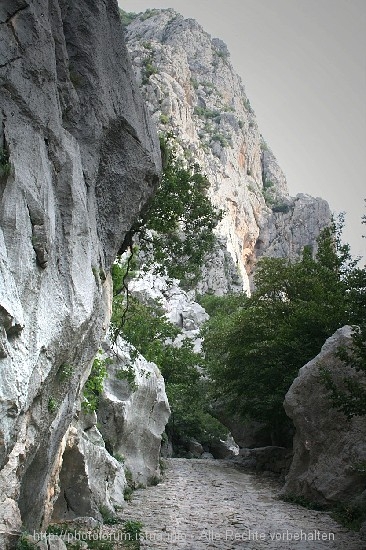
[283,326,366,505]
[97,339,170,486]
[52,422,125,523]
[125,9,331,294]
[129,271,208,352]
[0,0,160,545]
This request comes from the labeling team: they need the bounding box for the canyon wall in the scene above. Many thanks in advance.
[124,9,331,293]
[0,1,160,545]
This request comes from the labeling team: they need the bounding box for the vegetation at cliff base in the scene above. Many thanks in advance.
[109,134,226,449]
[111,287,226,449]
[200,219,366,444]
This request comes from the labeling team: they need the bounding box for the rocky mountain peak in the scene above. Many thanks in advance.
[125,9,331,293]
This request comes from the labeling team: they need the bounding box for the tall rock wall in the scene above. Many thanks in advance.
[124,9,331,292]
[0,0,161,545]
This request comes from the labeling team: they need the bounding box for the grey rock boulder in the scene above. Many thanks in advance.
[210,435,239,459]
[97,339,170,486]
[187,439,204,457]
[52,424,126,523]
[233,446,293,476]
[283,326,366,505]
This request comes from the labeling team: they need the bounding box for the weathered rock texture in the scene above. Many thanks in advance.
[0,0,160,545]
[233,447,293,478]
[52,420,125,523]
[124,9,331,293]
[97,340,170,486]
[283,326,366,505]
[129,271,208,352]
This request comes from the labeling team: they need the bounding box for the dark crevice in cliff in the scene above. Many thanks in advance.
[0,2,29,25]
[0,56,21,69]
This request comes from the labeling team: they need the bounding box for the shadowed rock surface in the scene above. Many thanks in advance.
[0,0,160,545]
[283,326,366,507]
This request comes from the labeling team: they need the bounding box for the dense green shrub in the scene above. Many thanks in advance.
[82,353,111,412]
[201,221,363,444]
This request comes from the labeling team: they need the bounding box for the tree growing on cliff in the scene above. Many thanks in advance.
[110,133,227,446]
[201,220,360,444]
[138,135,222,287]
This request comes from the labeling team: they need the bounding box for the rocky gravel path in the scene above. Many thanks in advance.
[121,458,365,550]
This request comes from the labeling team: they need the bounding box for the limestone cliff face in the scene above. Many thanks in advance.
[125,9,331,292]
[0,0,160,544]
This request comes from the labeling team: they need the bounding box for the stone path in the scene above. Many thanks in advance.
[121,458,365,550]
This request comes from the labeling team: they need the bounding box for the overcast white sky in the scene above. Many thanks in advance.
[118,0,366,260]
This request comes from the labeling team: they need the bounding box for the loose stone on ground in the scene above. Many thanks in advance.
[121,458,365,549]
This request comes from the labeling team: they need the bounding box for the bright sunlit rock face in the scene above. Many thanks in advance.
[125,9,331,293]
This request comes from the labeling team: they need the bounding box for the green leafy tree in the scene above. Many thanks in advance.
[113,285,226,448]
[201,220,359,444]
[129,135,222,288]
[320,209,366,417]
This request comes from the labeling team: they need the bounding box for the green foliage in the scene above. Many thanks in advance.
[139,135,222,287]
[0,148,10,178]
[190,78,199,90]
[113,453,125,463]
[159,114,169,125]
[201,221,359,443]
[123,520,144,548]
[211,133,230,148]
[261,140,270,152]
[213,49,229,62]
[140,8,160,20]
[125,467,133,485]
[47,397,57,414]
[142,41,152,50]
[16,535,38,550]
[142,54,158,84]
[332,501,366,531]
[263,189,275,205]
[319,230,366,418]
[243,97,253,113]
[123,467,135,501]
[271,203,290,213]
[194,106,220,120]
[159,457,167,473]
[115,287,227,447]
[263,179,274,189]
[119,9,138,26]
[124,485,133,502]
[316,221,365,418]
[99,505,120,525]
[82,353,111,413]
[46,524,72,536]
[116,366,137,391]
